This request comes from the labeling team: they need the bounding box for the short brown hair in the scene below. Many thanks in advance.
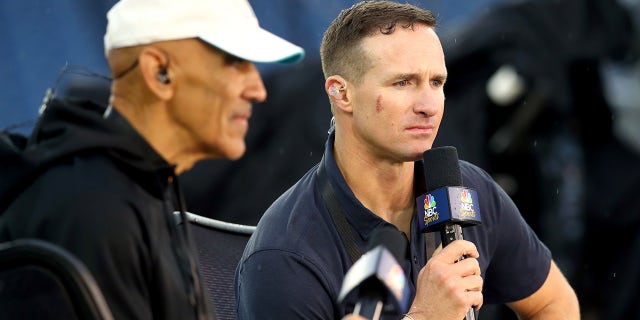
[320,1,437,83]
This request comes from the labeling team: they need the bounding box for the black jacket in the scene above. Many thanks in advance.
[0,98,210,319]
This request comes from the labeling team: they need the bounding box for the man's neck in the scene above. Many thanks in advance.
[333,137,416,236]
[111,98,199,175]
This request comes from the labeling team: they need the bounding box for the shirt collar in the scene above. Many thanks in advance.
[319,131,427,241]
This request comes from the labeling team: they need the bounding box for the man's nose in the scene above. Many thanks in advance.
[414,86,443,116]
[243,63,267,103]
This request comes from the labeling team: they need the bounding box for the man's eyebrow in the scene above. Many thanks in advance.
[433,73,448,83]
[391,72,448,83]
[399,72,419,78]
[391,72,420,81]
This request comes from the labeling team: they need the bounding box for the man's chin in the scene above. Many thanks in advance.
[407,145,434,161]
[220,143,246,161]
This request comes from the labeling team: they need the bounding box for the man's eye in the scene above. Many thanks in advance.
[395,80,409,87]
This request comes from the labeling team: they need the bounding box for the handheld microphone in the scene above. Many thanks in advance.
[416,146,482,320]
[338,227,410,320]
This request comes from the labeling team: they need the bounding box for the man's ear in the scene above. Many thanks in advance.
[138,46,173,100]
[325,75,351,113]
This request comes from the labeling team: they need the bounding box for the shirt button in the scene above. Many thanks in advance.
[413,255,418,263]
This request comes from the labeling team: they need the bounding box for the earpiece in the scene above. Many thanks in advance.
[156,68,170,84]
[329,85,344,98]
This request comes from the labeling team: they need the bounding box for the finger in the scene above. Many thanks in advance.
[462,274,483,292]
[431,243,443,258]
[449,278,483,313]
[468,290,484,311]
[454,256,481,277]
[438,240,479,263]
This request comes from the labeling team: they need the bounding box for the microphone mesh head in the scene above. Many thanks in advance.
[422,146,463,191]
[368,227,407,263]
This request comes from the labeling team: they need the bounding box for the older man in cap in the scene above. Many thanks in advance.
[0,0,303,319]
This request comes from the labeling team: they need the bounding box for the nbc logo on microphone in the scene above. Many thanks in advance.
[460,189,476,217]
[423,194,439,224]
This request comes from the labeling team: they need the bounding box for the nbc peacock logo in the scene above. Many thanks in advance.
[424,194,436,210]
[423,194,439,224]
[460,189,476,217]
[461,189,473,203]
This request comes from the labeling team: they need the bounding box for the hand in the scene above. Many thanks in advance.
[342,315,367,320]
[407,240,483,320]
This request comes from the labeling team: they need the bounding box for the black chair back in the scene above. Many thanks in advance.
[176,211,255,320]
[0,238,113,320]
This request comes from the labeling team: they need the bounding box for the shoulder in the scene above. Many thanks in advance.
[30,154,157,236]
[239,164,348,293]
[247,166,339,256]
[460,160,494,187]
[250,165,324,246]
[0,152,157,273]
[457,161,552,303]
[459,160,513,209]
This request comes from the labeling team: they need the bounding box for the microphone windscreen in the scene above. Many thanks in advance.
[422,146,463,191]
[368,227,407,263]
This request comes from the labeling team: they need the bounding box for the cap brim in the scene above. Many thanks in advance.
[199,28,304,64]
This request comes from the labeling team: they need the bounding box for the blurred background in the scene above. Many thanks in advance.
[1,0,639,318]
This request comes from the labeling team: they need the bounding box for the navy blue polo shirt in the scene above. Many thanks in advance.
[235,132,551,319]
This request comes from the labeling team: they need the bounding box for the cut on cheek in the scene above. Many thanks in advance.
[376,95,383,113]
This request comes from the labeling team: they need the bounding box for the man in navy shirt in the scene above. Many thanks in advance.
[235,1,579,319]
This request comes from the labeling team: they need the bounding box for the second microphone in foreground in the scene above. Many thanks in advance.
[338,227,411,320]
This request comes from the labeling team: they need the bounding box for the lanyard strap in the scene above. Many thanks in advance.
[317,166,362,264]
[317,161,437,265]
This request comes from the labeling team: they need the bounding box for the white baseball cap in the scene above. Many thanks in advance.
[104,0,304,64]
